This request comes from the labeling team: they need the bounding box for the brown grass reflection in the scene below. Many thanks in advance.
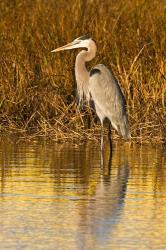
[0,140,165,197]
[0,139,166,249]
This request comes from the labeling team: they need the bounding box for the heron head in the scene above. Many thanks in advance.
[51,34,93,53]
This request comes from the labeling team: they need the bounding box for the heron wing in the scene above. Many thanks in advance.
[89,64,130,139]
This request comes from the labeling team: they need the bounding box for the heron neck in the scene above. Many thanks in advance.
[75,52,89,104]
[75,41,97,105]
[75,41,97,79]
[75,51,89,81]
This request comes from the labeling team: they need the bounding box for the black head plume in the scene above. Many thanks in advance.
[77,34,91,41]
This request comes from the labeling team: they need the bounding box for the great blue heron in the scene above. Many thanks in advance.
[51,35,130,150]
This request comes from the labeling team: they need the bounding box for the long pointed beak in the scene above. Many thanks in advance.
[51,40,79,53]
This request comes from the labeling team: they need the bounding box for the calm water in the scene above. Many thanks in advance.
[0,138,166,250]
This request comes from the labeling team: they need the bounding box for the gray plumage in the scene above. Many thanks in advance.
[51,35,130,147]
[89,64,130,139]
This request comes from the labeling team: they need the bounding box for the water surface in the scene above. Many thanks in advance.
[0,138,166,249]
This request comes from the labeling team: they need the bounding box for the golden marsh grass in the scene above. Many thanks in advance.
[0,0,166,143]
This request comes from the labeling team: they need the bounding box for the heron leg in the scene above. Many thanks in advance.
[101,121,104,152]
[100,121,104,168]
[108,122,113,154]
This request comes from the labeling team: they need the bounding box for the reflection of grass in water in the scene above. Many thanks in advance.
[0,0,165,142]
[0,140,165,196]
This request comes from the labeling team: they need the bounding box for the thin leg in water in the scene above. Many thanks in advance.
[101,120,104,153]
[100,120,104,168]
[108,122,113,155]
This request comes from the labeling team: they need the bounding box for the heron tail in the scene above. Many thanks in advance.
[119,115,131,140]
